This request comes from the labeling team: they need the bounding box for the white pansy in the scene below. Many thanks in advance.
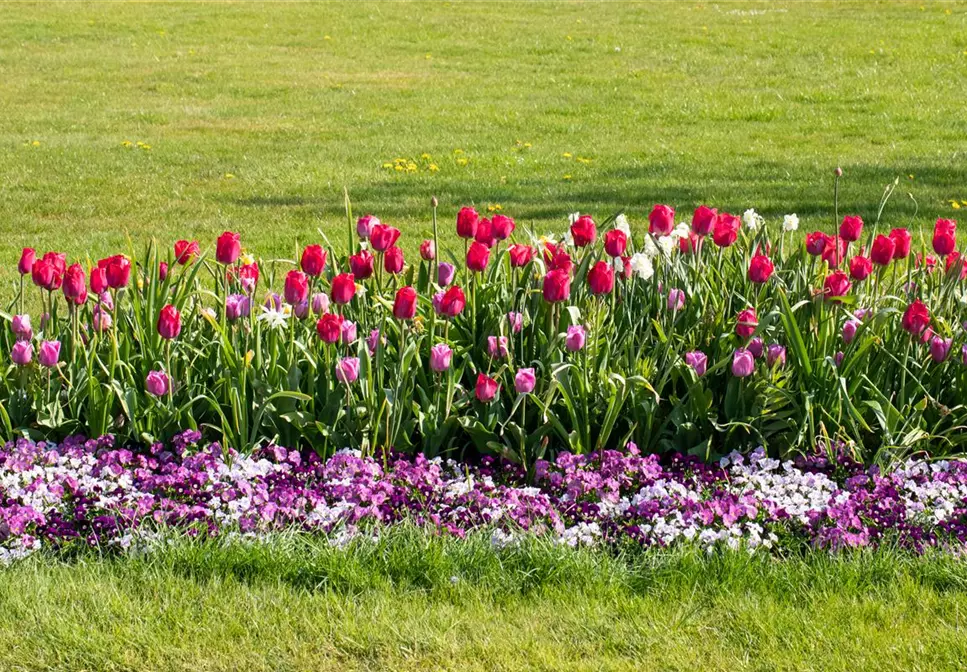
[614,214,631,237]
[629,253,654,280]
[743,208,764,231]
[783,213,799,232]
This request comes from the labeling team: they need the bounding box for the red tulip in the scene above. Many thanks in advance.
[570,215,597,247]
[712,213,741,247]
[316,312,343,343]
[283,270,309,305]
[44,252,66,278]
[456,207,479,239]
[237,262,259,292]
[300,244,327,277]
[384,246,404,274]
[889,228,912,259]
[157,304,182,340]
[901,299,930,335]
[735,308,758,339]
[679,232,701,255]
[870,234,895,266]
[438,286,466,318]
[31,258,56,290]
[945,253,967,280]
[216,232,241,265]
[475,373,499,403]
[393,286,417,320]
[466,241,491,272]
[370,224,401,252]
[648,204,675,236]
[491,214,515,240]
[349,250,375,280]
[419,239,436,261]
[89,265,108,295]
[62,264,87,304]
[748,254,774,284]
[821,236,847,267]
[474,218,496,247]
[933,218,957,256]
[543,243,573,274]
[839,215,863,242]
[848,255,872,280]
[331,273,356,304]
[587,261,614,295]
[159,261,168,282]
[823,270,852,298]
[619,256,633,280]
[692,205,717,236]
[805,231,828,256]
[100,255,131,289]
[508,244,534,267]
[18,248,35,275]
[542,268,571,303]
[916,253,938,273]
[174,240,200,265]
[603,229,627,257]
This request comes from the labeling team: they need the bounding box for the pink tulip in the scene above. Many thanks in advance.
[430,343,452,373]
[335,357,360,384]
[146,370,169,396]
[565,325,586,352]
[731,348,755,377]
[38,340,60,368]
[11,341,32,366]
[515,368,536,394]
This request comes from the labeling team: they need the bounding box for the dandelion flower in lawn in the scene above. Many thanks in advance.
[457,158,468,166]
[563,152,573,158]
[428,163,439,172]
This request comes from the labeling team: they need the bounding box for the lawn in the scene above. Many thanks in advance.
[3,532,967,671]
[0,0,965,284]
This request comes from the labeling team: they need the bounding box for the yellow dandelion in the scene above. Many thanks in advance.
[30,140,41,146]
[563,174,572,180]
[562,152,573,158]
[382,162,393,169]
[953,202,962,210]
[523,142,532,148]
[576,157,592,164]
[908,174,914,179]
[121,140,132,147]
[425,53,432,60]
[324,35,331,40]
[456,157,468,166]
[566,35,573,41]
[962,201,967,207]
[421,153,431,160]
[224,173,235,179]
[140,144,151,150]
[394,164,404,172]
[406,162,417,172]
[428,163,439,172]
[453,148,464,155]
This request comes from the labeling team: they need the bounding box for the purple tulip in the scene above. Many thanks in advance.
[98,291,114,312]
[843,320,859,344]
[92,306,112,333]
[11,341,32,366]
[341,320,357,344]
[565,325,586,352]
[146,370,169,396]
[311,292,330,316]
[335,357,360,384]
[432,291,446,315]
[226,294,251,321]
[437,262,456,287]
[748,337,764,359]
[38,340,60,368]
[835,351,844,367]
[367,329,381,355]
[515,367,536,394]
[11,315,32,341]
[430,343,452,372]
[731,348,755,377]
[930,336,952,363]
[487,335,509,359]
[507,311,523,334]
[766,344,786,368]
[667,288,685,312]
[264,293,283,311]
[684,351,707,377]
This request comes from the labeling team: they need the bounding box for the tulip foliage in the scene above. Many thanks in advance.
[3,191,967,467]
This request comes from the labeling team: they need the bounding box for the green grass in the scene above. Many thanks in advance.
[3,529,967,670]
[1,1,966,285]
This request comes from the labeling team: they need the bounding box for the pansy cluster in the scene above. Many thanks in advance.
[1,433,967,563]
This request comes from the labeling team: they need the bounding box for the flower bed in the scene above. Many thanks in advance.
[2,433,967,562]
[3,183,967,463]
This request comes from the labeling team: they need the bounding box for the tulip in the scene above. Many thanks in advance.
[92,264,111,295]
[475,373,498,403]
[429,343,452,372]
[731,349,755,377]
[684,350,707,376]
[735,308,757,339]
[145,370,169,397]
[330,273,356,305]
[692,206,717,236]
[475,219,496,247]
[300,245,327,277]
[487,335,509,359]
[648,205,675,236]
[870,235,895,266]
[542,269,571,303]
[962,344,967,367]
[565,325,586,352]
[839,215,863,242]
[544,245,573,274]
[11,341,32,367]
[225,294,251,321]
[748,337,764,359]
[174,240,200,265]
[930,336,952,363]
[748,254,774,284]
[369,224,401,252]
[889,228,912,259]
[356,214,379,240]
[933,218,957,256]
[823,270,852,298]
[712,213,740,247]
[420,239,436,261]
[667,288,685,312]
[571,215,597,247]
[843,320,859,344]
[349,250,375,280]
[31,258,56,290]
[456,207,479,239]
[335,357,360,384]
[92,306,112,332]
[834,351,845,367]
[38,340,60,368]
[515,368,536,394]
[438,286,466,318]
[384,246,404,274]
[237,263,259,292]
[587,261,614,295]
[854,307,871,321]
[293,300,309,320]
[491,214,515,240]
[508,244,534,267]
[159,262,169,282]
[283,270,309,305]
[466,241,490,272]
[946,253,967,280]
[311,292,330,315]
[264,293,283,312]
[393,286,417,320]
[341,320,357,344]
[157,304,182,340]
[822,236,847,267]
[216,231,241,265]
[507,311,523,334]
[316,313,343,343]
[367,329,382,355]
[848,255,872,281]
[11,315,32,341]
[766,344,786,368]
[679,232,701,255]
[604,229,628,257]
[18,248,35,275]
[437,262,456,287]
[805,232,828,256]
[901,299,930,335]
